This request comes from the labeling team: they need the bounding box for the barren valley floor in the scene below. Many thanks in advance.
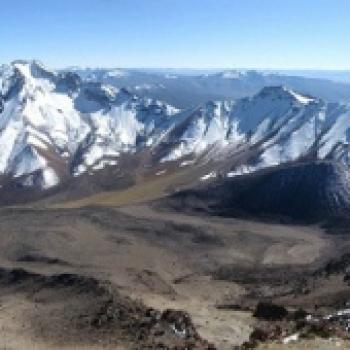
[0,201,348,349]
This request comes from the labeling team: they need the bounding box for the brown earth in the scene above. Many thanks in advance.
[0,200,348,349]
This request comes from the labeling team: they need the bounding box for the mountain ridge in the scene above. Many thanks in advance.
[1,60,350,203]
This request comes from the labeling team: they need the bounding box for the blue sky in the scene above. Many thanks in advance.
[1,0,349,69]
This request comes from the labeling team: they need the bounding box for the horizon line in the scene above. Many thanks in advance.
[4,59,350,72]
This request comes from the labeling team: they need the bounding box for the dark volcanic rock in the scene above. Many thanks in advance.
[253,302,288,321]
[165,161,350,224]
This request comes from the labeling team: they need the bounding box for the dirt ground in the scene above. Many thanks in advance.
[0,202,348,349]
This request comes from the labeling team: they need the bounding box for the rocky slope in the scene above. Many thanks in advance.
[163,161,350,222]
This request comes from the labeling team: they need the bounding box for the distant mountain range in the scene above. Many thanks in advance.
[272,70,350,84]
[64,66,350,109]
[2,60,350,215]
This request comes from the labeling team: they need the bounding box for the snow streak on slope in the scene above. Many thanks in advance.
[161,101,237,162]
[72,93,180,176]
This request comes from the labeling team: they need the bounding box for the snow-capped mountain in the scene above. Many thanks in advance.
[0,60,179,189]
[161,86,350,176]
[2,60,350,195]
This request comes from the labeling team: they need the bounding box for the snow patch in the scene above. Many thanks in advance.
[155,170,167,176]
[287,89,314,105]
[227,165,255,177]
[41,168,60,189]
[283,333,299,344]
[91,159,118,171]
[180,160,195,167]
[200,171,217,181]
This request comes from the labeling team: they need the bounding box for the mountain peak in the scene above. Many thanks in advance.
[257,86,315,105]
[11,59,43,68]
[11,60,55,81]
